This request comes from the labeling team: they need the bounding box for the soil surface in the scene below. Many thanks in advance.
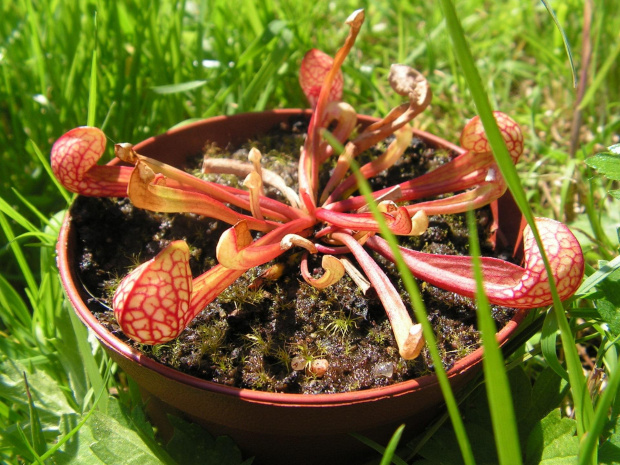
[71,115,518,394]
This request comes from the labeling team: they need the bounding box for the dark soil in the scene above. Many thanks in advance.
[71,115,518,394]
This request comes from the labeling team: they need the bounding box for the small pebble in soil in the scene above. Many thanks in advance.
[309,359,329,377]
[372,361,394,379]
[291,356,307,371]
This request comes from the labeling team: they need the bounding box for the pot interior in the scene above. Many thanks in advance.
[58,109,529,401]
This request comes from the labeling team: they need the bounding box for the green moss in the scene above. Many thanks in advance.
[324,309,362,338]
[197,320,228,357]
[243,326,274,355]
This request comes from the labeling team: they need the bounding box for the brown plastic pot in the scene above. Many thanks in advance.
[56,109,528,465]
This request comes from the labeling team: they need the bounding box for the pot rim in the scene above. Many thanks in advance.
[56,109,530,406]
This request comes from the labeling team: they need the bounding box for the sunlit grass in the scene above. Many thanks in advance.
[1,0,619,463]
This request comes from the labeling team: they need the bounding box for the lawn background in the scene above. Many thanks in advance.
[1,0,619,463]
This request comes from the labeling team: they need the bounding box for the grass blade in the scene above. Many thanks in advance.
[578,351,620,465]
[353,162,475,465]
[323,130,476,465]
[0,197,38,233]
[24,372,47,457]
[151,80,208,95]
[0,274,33,333]
[37,361,114,462]
[438,0,593,445]
[23,0,47,95]
[466,209,522,465]
[380,424,407,465]
[541,309,569,381]
[577,256,620,296]
[10,189,54,228]
[67,308,109,413]
[540,0,577,88]
[351,425,408,465]
[578,38,620,110]
[87,8,99,127]
[87,47,97,127]
[29,139,72,204]
[15,423,42,464]
[0,212,37,295]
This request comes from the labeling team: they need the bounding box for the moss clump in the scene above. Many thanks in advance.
[71,115,517,394]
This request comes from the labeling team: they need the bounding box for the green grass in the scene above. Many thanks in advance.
[1,0,619,463]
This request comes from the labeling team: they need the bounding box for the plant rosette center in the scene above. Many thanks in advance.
[51,9,584,393]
